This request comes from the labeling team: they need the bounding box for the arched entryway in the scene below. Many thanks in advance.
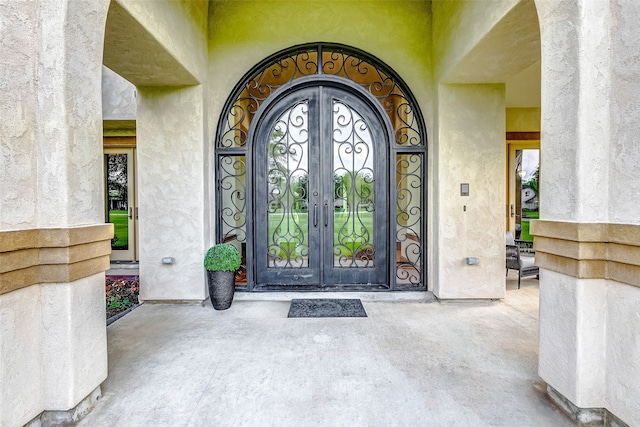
[215,44,427,291]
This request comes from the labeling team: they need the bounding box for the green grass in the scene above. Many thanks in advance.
[109,209,129,249]
[520,210,539,242]
[267,210,374,255]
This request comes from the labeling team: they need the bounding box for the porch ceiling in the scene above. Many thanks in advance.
[103,1,199,86]
[443,0,541,108]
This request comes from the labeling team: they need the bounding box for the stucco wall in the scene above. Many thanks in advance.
[0,286,44,425]
[506,108,540,132]
[536,0,640,424]
[538,270,607,408]
[605,282,640,426]
[114,0,208,83]
[609,0,640,226]
[207,0,434,144]
[0,1,109,425]
[207,1,434,288]
[431,0,522,82]
[137,86,208,301]
[434,84,506,299]
[102,66,136,121]
[537,0,611,223]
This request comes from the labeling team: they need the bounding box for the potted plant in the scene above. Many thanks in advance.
[204,243,242,310]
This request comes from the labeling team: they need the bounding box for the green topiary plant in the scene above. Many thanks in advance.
[204,244,242,272]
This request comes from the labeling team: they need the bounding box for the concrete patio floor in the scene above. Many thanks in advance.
[78,274,574,426]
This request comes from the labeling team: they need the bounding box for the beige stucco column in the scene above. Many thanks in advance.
[0,1,111,425]
[534,0,640,424]
[433,83,506,299]
[136,86,209,302]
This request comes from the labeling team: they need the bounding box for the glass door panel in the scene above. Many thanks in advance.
[105,148,136,261]
[321,89,387,285]
[331,100,375,268]
[255,90,321,285]
[508,143,540,242]
[516,149,539,241]
[255,87,387,286]
[266,101,310,268]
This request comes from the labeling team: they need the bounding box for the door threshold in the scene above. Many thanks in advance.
[250,284,389,292]
[107,261,139,277]
[234,290,435,303]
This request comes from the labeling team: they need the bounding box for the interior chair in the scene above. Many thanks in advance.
[506,231,539,289]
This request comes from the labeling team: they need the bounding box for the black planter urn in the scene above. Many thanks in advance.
[207,270,235,310]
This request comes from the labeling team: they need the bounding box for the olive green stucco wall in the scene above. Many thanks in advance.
[207,1,435,136]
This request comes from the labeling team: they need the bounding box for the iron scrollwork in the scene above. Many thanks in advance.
[332,100,375,268]
[395,154,423,286]
[216,43,427,289]
[266,101,310,268]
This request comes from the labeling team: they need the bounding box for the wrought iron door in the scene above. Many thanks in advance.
[255,86,388,286]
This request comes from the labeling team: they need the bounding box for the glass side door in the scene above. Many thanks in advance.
[105,148,137,261]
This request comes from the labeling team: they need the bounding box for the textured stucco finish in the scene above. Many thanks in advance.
[40,275,108,409]
[0,1,110,425]
[534,1,640,423]
[0,1,39,229]
[114,0,207,84]
[609,0,640,225]
[442,0,540,84]
[506,108,540,132]
[207,0,434,147]
[102,66,136,121]
[432,0,533,82]
[539,270,640,426]
[537,0,611,223]
[606,282,640,426]
[137,86,208,301]
[0,276,108,426]
[538,270,607,408]
[0,285,43,425]
[434,84,506,299]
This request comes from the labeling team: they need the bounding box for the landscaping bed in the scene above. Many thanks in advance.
[106,276,140,323]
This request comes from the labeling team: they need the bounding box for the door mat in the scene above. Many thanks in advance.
[287,299,367,318]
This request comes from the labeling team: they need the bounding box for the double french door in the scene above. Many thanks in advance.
[254,86,388,286]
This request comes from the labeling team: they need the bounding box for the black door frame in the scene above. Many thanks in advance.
[249,76,394,290]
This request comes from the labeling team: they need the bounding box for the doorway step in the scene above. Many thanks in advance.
[107,261,139,277]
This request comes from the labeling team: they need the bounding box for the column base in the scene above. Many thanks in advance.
[547,385,629,427]
[24,386,101,427]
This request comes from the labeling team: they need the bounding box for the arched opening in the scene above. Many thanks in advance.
[215,44,427,290]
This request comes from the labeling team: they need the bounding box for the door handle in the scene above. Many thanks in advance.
[314,204,318,227]
[510,204,514,217]
[324,203,328,227]
[129,207,133,220]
